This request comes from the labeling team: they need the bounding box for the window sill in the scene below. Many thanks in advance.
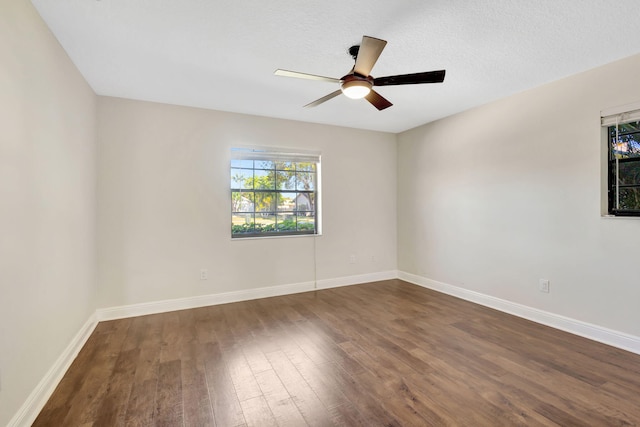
[231,233,322,241]
[601,215,640,220]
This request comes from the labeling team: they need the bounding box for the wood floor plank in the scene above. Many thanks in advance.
[240,395,278,427]
[225,349,263,402]
[319,362,403,427]
[62,319,132,425]
[34,280,640,426]
[203,341,246,427]
[265,349,334,427]
[483,349,640,425]
[93,348,140,426]
[153,359,183,426]
[123,319,163,426]
[284,349,347,412]
[477,388,555,427]
[254,369,308,426]
[123,378,158,427]
[242,340,275,375]
[182,348,215,426]
[31,331,109,426]
[158,311,184,363]
[327,402,371,427]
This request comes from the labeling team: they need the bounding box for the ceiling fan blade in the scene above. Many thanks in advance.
[354,36,387,77]
[304,90,342,108]
[374,70,446,86]
[365,90,393,111]
[275,69,340,83]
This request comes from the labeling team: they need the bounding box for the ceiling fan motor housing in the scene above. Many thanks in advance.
[340,74,373,99]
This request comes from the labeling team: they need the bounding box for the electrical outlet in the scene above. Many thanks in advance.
[349,254,356,264]
[200,269,208,280]
[539,279,550,293]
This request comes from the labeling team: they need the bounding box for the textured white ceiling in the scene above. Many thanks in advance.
[31,0,640,133]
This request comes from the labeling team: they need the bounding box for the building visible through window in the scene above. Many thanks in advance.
[231,147,320,237]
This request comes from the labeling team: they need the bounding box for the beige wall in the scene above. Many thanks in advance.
[0,2,97,424]
[97,97,397,308]
[398,53,640,336]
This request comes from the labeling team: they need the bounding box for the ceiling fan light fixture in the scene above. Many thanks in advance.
[341,79,372,99]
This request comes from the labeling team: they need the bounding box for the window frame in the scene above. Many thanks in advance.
[607,135,640,216]
[601,103,640,217]
[230,147,321,239]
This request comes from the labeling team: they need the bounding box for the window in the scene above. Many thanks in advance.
[230,147,320,238]
[602,105,640,216]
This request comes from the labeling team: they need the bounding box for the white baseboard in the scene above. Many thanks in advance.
[398,271,640,355]
[97,270,398,321]
[96,280,316,321]
[8,314,98,427]
[316,270,398,290]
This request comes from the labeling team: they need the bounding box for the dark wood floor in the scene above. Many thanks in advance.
[34,279,640,426]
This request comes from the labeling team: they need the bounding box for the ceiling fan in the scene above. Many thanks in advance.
[275,35,446,111]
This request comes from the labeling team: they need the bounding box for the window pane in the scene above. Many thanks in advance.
[232,191,254,212]
[296,162,316,172]
[255,213,276,233]
[617,187,640,211]
[231,159,253,169]
[295,193,313,212]
[612,137,640,159]
[610,124,640,159]
[296,213,315,232]
[255,160,274,170]
[277,192,296,212]
[254,169,275,189]
[618,122,640,133]
[276,170,295,190]
[255,192,276,212]
[618,161,640,186]
[275,161,294,171]
[276,214,295,232]
[296,172,315,191]
[232,213,255,234]
[231,169,253,190]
